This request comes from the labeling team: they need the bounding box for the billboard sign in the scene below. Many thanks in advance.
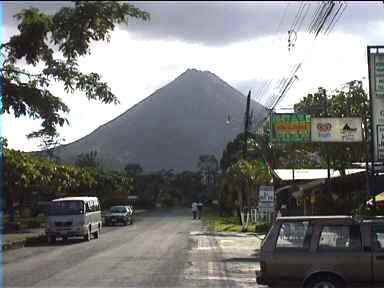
[270,113,311,143]
[369,47,384,161]
[311,118,363,142]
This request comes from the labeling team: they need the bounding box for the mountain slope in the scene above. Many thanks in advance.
[55,69,267,171]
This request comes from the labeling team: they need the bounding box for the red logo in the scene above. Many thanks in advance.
[317,123,332,132]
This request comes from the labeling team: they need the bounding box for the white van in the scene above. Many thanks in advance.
[45,197,102,243]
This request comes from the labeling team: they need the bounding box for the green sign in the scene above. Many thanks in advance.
[270,113,311,143]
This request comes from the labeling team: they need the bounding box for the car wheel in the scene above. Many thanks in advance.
[84,227,91,241]
[305,274,345,288]
[62,236,68,242]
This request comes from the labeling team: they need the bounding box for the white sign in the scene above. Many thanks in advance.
[370,49,384,161]
[311,118,363,142]
[259,186,274,202]
[259,186,274,211]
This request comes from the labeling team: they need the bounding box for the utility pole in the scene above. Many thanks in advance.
[243,90,251,159]
[239,90,251,227]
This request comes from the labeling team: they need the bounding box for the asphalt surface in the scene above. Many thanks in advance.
[3,208,262,288]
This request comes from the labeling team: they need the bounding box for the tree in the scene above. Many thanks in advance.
[294,80,368,175]
[124,163,143,177]
[75,150,100,169]
[1,2,150,138]
[220,131,271,171]
[197,154,218,186]
[38,132,65,162]
[221,158,272,230]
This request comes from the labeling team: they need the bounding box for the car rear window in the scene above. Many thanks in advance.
[276,221,312,250]
[318,225,361,251]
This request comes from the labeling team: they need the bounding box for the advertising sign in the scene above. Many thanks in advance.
[270,113,311,143]
[369,46,384,161]
[311,118,363,142]
[258,186,274,210]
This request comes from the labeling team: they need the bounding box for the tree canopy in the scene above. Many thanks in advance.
[1,2,150,138]
[294,80,368,174]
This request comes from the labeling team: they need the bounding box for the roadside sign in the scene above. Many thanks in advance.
[270,113,311,143]
[369,47,384,161]
[311,118,363,142]
[258,186,274,211]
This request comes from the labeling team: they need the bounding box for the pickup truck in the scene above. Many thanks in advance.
[256,216,384,288]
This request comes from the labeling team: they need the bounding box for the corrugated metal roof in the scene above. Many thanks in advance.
[275,169,365,181]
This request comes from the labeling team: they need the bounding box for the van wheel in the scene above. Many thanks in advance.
[84,228,91,241]
[305,274,345,288]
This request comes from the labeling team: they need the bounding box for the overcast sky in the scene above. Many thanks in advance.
[2,1,384,151]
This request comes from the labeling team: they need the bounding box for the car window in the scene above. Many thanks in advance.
[318,225,361,251]
[276,221,312,250]
[372,224,384,250]
[110,206,127,213]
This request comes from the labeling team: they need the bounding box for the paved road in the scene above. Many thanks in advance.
[3,208,262,288]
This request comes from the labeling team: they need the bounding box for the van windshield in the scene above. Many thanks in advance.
[48,200,84,216]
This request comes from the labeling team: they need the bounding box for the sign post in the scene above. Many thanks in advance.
[368,45,384,211]
[258,186,274,223]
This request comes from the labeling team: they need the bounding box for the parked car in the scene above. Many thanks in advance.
[104,205,133,226]
[45,197,102,243]
[256,215,384,288]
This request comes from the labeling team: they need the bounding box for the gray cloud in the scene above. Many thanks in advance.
[126,1,384,45]
[3,1,384,46]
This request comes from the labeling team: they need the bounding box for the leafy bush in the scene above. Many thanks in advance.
[4,149,133,210]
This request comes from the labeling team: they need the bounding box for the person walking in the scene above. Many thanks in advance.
[192,201,198,220]
[197,201,203,219]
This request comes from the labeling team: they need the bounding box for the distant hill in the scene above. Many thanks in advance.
[53,69,267,172]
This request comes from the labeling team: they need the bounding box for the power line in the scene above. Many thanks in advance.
[325,2,347,36]
[253,2,291,104]
[323,2,344,35]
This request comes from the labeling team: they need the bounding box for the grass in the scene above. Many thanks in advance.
[203,208,272,234]
[203,209,267,233]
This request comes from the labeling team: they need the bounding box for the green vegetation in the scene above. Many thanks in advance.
[204,209,270,233]
[1,2,149,139]
[4,214,47,229]
[4,148,133,213]
[293,80,368,174]
[205,212,252,233]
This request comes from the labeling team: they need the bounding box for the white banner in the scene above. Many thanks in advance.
[370,48,384,161]
[311,118,363,142]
